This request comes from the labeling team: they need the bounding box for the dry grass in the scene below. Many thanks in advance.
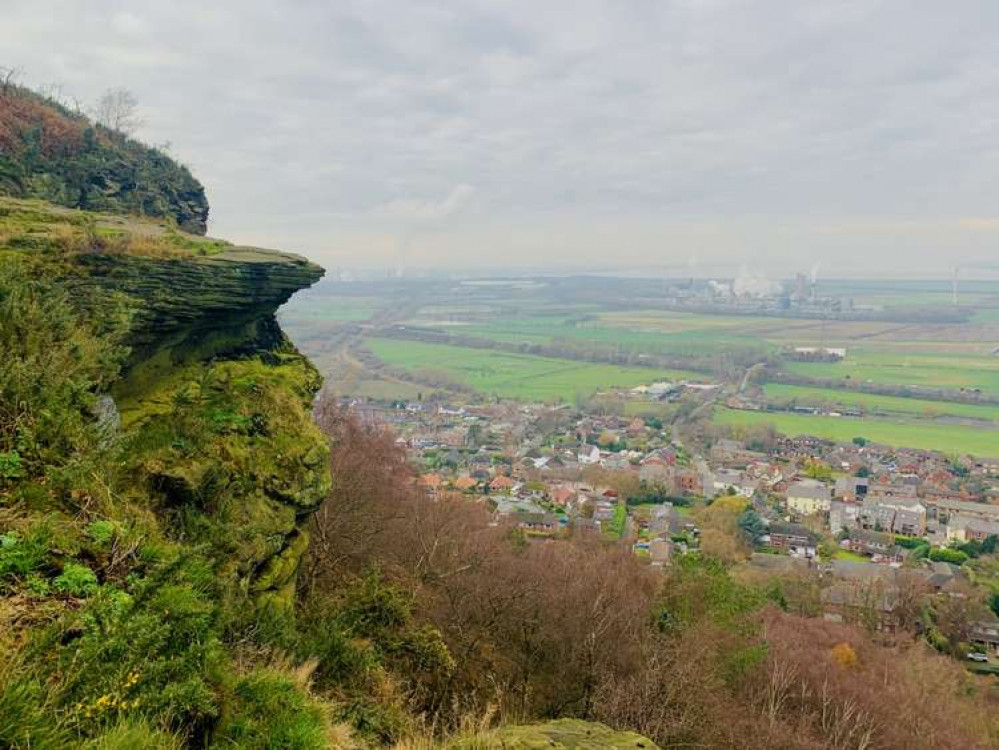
[390,705,499,750]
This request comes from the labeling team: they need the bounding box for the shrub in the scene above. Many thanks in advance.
[211,670,329,750]
[24,553,224,737]
[830,642,858,669]
[0,449,22,481]
[24,573,51,597]
[53,562,99,596]
[928,548,969,566]
[87,519,117,548]
[0,528,50,589]
[0,257,129,477]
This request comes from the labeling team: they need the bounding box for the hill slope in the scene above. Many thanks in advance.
[0,84,208,233]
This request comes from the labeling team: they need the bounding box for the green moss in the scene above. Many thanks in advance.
[1,187,332,745]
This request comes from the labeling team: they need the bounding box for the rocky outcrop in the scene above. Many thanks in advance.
[70,245,325,394]
[0,85,210,233]
[1,196,330,611]
[99,247,330,610]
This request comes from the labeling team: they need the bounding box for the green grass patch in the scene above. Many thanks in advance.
[833,550,869,563]
[783,350,999,397]
[762,383,999,422]
[366,338,699,403]
[714,407,999,458]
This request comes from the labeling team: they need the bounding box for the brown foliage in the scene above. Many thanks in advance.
[0,86,90,157]
[748,612,999,750]
[305,398,999,750]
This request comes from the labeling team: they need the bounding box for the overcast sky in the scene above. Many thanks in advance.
[6,1,999,277]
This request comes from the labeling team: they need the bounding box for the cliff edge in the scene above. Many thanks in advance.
[0,195,329,610]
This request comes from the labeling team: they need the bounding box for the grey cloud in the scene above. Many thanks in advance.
[4,0,999,275]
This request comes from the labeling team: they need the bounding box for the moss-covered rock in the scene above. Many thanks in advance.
[1,195,329,612]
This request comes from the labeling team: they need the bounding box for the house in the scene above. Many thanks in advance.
[453,476,478,493]
[848,530,897,559]
[748,552,813,574]
[672,468,702,496]
[860,497,926,536]
[829,501,860,533]
[947,515,999,543]
[489,475,516,493]
[971,616,999,654]
[867,482,918,503]
[765,522,817,557]
[711,439,766,467]
[602,454,630,470]
[712,469,754,498]
[821,581,898,632]
[419,474,443,498]
[649,538,672,567]
[786,482,832,516]
[593,501,616,522]
[627,418,648,435]
[928,497,999,525]
[834,476,869,501]
[639,457,672,485]
[578,444,601,465]
[515,511,560,534]
[648,505,674,537]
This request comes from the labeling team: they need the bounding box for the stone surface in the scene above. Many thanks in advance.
[2,196,330,611]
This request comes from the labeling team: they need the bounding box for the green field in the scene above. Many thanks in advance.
[282,293,383,322]
[762,383,999,422]
[366,338,699,402]
[783,350,999,397]
[714,407,999,457]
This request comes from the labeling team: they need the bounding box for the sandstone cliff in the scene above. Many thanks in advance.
[0,195,329,610]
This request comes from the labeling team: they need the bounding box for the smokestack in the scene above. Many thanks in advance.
[952,266,959,305]
[810,261,822,300]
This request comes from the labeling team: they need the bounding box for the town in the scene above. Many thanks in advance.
[340,383,999,665]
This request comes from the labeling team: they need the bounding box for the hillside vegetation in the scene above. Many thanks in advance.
[2,86,999,750]
[0,81,208,233]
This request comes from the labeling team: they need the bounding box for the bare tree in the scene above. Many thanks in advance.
[94,87,142,135]
[0,65,22,93]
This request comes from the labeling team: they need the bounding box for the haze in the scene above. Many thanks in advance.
[6,1,999,277]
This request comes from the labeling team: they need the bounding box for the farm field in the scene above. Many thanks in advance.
[365,338,700,403]
[762,383,999,422]
[714,406,999,457]
[279,294,383,323]
[782,350,999,397]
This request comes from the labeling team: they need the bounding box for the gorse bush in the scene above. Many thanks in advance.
[0,257,129,477]
[5,550,223,742]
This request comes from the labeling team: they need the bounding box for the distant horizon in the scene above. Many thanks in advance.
[7,1,999,275]
[298,264,999,285]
